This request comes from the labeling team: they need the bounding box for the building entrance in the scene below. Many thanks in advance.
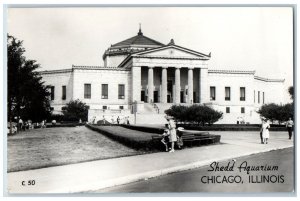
[154,91,158,103]
[167,80,173,103]
[141,91,145,102]
[180,91,184,103]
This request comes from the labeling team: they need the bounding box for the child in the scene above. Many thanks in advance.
[161,129,170,152]
[176,127,184,149]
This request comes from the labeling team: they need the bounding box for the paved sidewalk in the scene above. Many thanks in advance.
[7,131,294,194]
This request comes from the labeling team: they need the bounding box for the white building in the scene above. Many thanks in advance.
[40,28,285,124]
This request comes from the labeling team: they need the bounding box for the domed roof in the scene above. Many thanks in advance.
[103,27,165,60]
[111,28,164,48]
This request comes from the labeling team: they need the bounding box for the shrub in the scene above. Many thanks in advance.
[165,105,223,125]
[258,103,294,123]
[62,99,88,122]
[164,105,188,123]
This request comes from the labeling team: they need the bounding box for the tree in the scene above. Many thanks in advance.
[62,99,89,121]
[7,35,51,131]
[165,105,188,123]
[165,105,223,125]
[258,103,293,123]
[257,103,279,123]
[288,86,294,100]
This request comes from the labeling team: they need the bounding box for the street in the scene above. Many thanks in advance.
[96,147,294,193]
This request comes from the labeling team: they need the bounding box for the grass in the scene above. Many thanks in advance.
[7,126,145,172]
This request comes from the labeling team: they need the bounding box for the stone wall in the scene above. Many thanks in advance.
[72,68,131,109]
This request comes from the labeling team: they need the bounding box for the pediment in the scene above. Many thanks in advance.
[132,45,210,59]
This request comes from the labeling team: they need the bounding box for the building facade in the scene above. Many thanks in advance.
[40,28,285,124]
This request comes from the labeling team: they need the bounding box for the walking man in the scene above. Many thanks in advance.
[286,117,294,139]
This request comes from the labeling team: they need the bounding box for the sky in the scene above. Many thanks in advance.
[7,7,294,101]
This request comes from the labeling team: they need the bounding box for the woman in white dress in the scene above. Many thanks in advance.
[261,119,270,144]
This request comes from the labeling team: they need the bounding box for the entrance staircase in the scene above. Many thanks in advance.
[133,103,174,124]
[154,103,174,114]
[143,103,159,114]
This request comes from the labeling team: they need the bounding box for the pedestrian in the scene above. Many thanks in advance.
[176,127,184,149]
[161,129,170,152]
[117,116,120,125]
[286,117,294,139]
[24,121,29,130]
[167,116,177,152]
[111,116,115,124]
[261,118,270,144]
[259,130,263,144]
[127,116,130,125]
[41,120,45,128]
[102,115,106,125]
[28,120,33,129]
[12,124,17,134]
[18,117,23,132]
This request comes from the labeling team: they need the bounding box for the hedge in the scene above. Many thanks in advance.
[87,124,222,151]
[121,124,165,134]
[46,123,85,128]
[122,124,287,132]
[86,124,159,150]
[176,124,287,131]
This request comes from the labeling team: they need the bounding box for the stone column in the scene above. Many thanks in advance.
[131,66,141,103]
[175,67,181,104]
[147,66,154,103]
[161,66,168,103]
[188,67,194,104]
[199,68,208,103]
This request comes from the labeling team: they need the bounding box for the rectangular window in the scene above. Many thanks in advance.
[225,87,231,101]
[50,86,55,100]
[226,107,230,113]
[263,92,265,104]
[210,86,216,101]
[241,107,245,113]
[103,106,107,110]
[118,84,125,99]
[119,106,124,110]
[62,86,66,100]
[240,87,246,101]
[84,84,91,99]
[258,91,260,103]
[254,90,255,103]
[102,84,108,99]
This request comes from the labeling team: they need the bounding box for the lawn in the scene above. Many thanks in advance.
[7,126,145,172]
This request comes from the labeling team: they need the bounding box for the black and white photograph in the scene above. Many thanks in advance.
[3,4,295,195]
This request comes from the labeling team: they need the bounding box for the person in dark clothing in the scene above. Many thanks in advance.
[286,117,294,139]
